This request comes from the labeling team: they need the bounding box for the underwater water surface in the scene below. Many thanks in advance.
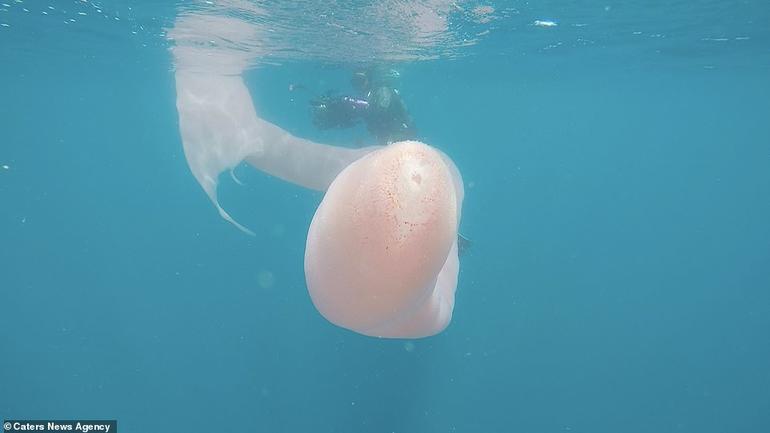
[1,1,769,432]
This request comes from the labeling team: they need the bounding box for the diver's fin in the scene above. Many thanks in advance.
[458,233,472,256]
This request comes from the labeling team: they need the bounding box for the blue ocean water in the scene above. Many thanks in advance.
[1,1,769,432]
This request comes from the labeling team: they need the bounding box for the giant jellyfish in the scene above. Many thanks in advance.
[170,12,465,338]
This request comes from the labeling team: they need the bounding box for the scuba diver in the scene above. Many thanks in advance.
[307,68,416,144]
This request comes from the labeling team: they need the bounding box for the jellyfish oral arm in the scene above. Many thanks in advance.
[175,71,379,232]
[244,122,378,192]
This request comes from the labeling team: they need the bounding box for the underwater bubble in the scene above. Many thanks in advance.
[257,270,275,289]
[534,20,557,27]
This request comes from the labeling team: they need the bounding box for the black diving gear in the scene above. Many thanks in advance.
[310,68,416,144]
[310,95,369,129]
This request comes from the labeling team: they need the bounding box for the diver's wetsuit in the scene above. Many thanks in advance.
[310,69,416,144]
[364,85,415,144]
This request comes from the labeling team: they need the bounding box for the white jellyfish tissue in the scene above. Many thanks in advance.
[171,13,465,339]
